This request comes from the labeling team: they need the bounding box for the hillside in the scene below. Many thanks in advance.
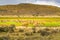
[0,3,60,16]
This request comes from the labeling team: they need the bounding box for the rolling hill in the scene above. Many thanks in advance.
[0,3,60,16]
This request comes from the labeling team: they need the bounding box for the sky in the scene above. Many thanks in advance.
[0,0,60,7]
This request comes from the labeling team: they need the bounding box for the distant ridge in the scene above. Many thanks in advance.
[0,3,60,16]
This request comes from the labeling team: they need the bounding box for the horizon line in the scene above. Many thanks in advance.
[0,3,60,7]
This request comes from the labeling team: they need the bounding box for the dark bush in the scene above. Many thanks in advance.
[25,32,33,36]
[19,29,24,32]
[32,27,36,33]
[8,24,15,33]
[0,27,9,32]
[0,36,9,40]
[44,28,50,31]
[40,30,50,36]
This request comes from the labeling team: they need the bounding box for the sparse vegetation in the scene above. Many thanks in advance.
[0,3,60,40]
[0,26,60,40]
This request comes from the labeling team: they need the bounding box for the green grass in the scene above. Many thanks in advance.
[0,17,60,27]
[42,22,60,27]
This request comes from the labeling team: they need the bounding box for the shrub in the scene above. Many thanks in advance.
[25,32,33,36]
[0,36,9,40]
[40,30,50,36]
[8,24,15,33]
[0,27,9,32]
[32,27,36,33]
[19,29,24,32]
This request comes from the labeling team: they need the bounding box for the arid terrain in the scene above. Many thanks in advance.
[0,25,60,40]
[0,3,60,40]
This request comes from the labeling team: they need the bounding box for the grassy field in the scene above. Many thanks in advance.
[0,17,60,27]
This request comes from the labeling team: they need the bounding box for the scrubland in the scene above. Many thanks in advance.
[0,25,60,40]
